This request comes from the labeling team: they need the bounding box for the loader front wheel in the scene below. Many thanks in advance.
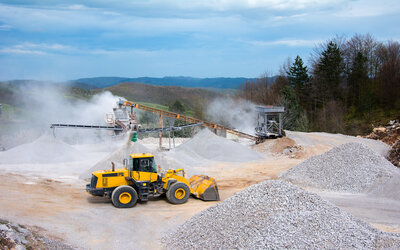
[166,182,190,204]
[111,185,138,208]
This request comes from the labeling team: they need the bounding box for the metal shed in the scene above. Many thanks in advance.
[255,105,285,139]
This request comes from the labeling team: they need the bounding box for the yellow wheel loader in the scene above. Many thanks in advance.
[86,153,220,208]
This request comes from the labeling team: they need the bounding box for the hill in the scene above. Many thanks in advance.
[100,82,223,110]
[73,76,262,89]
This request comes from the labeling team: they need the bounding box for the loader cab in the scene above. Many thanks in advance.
[131,156,157,173]
[128,153,158,182]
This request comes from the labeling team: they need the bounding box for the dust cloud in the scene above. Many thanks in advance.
[1,83,124,146]
[205,97,258,135]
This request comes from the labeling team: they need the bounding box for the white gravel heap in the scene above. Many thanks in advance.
[80,141,155,179]
[280,142,400,198]
[163,180,400,249]
[0,133,84,164]
[168,128,263,166]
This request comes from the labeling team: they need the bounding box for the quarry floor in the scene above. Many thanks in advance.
[0,131,399,249]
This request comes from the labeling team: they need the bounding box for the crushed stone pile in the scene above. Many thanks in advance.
[80,141,155,179]
[280,142,400,199]
[168,128,263,167]
[0,218,74,249]
[0,133,84,164]
[163,180,400,249]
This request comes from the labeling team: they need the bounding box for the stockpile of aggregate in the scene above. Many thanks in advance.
[80,141,155,179]
[280,142,400,199]
[163,180,400,249]
[0,218,74,249]
[167,129,263,167]
[0,134,84,164]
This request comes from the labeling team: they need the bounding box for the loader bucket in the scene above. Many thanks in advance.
[189,175,220,201]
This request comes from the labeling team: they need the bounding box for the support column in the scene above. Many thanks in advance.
[168,131,171,149]
[159,115,163,150]
[173,131,175,148]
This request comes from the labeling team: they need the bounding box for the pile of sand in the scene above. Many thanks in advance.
[280,142,400,199]
[0,134,84,164]
[252,137,301,157]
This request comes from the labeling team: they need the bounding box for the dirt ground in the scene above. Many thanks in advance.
[0,158,300,249]
[0,131,398,249]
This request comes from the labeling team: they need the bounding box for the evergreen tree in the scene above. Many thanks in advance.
[315,41,345,102]
[287,56,309,93]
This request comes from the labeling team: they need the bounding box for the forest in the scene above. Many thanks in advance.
[238,34,400,135]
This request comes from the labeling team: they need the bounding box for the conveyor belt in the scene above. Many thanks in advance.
[120,100,258,141]
[50,124,123,130]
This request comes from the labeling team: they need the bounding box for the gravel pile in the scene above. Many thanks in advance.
[0,218,74,249]
[163,180,400,249]
[280,142,400,198]
[167,128,263,167]
[80,141,155,179]
[0,133,84,164]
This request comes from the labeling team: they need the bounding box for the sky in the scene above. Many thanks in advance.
[0,0,399,81]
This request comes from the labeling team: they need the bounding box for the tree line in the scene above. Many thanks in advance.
[238,34,400,135]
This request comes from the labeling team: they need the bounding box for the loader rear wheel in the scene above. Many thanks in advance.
[166,182,190,204]
[111,185,138,208]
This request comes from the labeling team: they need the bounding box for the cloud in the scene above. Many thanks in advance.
[0,3,247,36]
[335,0,400,18]
[0,0,346,11]
[0,48,46,55]
[242,38,324,47]
[66,4,87,10]
[14,42,71,50]
[0,24,11,30]
[0,42,73,55]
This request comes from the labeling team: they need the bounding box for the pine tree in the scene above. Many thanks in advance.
[316,41,345,102]
[288,56,309,90]
[287,55,309,107]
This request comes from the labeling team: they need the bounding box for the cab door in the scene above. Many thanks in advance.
[131,157,158,182]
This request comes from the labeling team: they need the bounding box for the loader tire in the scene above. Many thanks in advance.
[166,182,190,204]
[111,185,138,208]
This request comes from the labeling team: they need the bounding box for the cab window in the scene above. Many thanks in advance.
[131,157,156,173]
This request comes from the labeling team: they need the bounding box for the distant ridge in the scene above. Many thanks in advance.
[101,82,222,109]
[72,76,264,89]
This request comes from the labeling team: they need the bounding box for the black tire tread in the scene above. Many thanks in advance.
[111,185,138,208]
[166,182,190,204]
